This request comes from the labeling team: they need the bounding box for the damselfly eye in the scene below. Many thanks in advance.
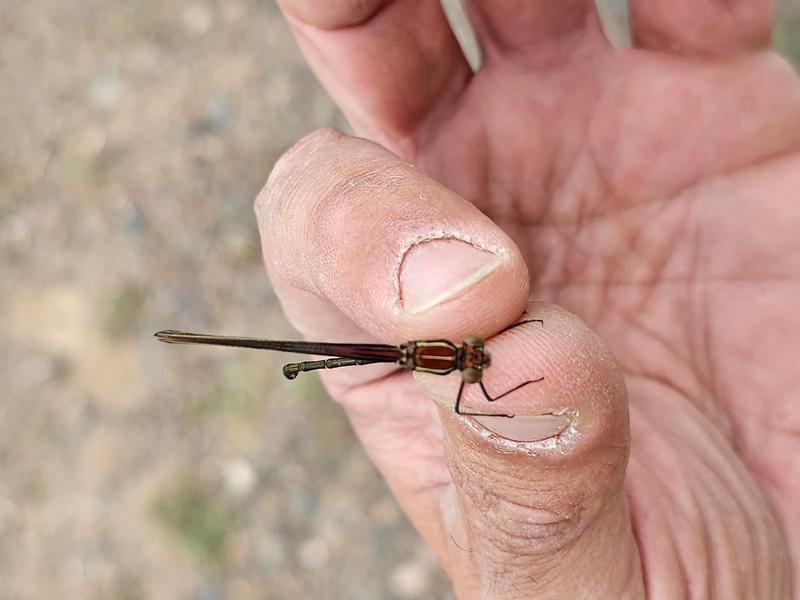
[462,367,481,383]
[482,351,491,368]
[463,335,484,348]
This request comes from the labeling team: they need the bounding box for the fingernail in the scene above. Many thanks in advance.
[473,414,571,442]
[399,239,503,314]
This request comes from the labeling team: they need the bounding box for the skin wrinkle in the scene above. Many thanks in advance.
[617,307,698,392]
[550,69,608,238]
[683,202,703,398]
[686,205,729,435]
[732,401,800,447]
[640,199,689,286]
[454,474,581,553]
[693,457,730,598]
[648,279,733,440]
[619,540,644,600]
[512,171,782,439]
[629,378,789,596]
[728,386,800,492]
[539,276,800,287]
[534,152,597,295]
[631,0,772,54]
[668,533,691,600]
[715,484,757,594]
[475,497,580,548]
[454,488,633,597]
[701,447,778,596]
[281,0,389,30]
[625,426,683,598]
[626,502,650,597]
[477,143,800,233]
[524,203,669,304]
[640,430,716,598]
[465,530,563,596]
[450,429,622,556]
[532,190,695,304]
[656,199,725,425]
[492,22,604,71]
[450,529,475,554]
[439,83,548,225]
[471,501,633,597]
[500,74,573,225]
[625,364,721,435]
[667,431,742,597]
[527,144,603,281]
[711,431,789,595]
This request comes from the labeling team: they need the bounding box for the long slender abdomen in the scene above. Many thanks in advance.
[155,330,403,362]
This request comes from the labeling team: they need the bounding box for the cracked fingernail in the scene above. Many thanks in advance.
[399,239,502,314]
[473,414,570,442]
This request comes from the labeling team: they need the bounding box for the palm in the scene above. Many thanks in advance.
[335,48,800,587]
[412,48,800,586]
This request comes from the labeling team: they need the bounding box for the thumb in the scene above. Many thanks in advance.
[417,302,640,598]
[257,128,639,597]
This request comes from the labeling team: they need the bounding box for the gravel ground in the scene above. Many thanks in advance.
[1,1,798,598]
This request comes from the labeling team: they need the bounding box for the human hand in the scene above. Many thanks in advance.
[258,1,800,597]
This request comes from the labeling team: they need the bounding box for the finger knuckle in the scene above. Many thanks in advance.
[254,127,345,222]
[282,0,384,30]
[453,464,592,556]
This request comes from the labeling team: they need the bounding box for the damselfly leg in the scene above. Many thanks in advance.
[454,380,515,418]
[479,377,545,402]
[453,317,546,418]
[499,317,544,334]
[453,377,546,418]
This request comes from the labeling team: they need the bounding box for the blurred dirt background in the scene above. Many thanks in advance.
[1,1,798,598]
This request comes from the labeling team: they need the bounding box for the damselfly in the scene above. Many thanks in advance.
[155,318,543,418]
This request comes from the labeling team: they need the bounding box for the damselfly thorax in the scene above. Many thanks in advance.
[399,336,488,382]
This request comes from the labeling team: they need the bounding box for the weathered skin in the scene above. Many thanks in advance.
[258,1,800,597]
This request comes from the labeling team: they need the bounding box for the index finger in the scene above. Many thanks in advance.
[255,128,529,346]
[277,0,472,153]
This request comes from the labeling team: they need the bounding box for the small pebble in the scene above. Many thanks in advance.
[223,458,256,497]
[390,559,432,599]
[89,73,123,110]
[298,537,329,570]
[181,4,213,35]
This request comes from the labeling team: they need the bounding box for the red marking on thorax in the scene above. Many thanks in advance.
[415,346,456,369]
